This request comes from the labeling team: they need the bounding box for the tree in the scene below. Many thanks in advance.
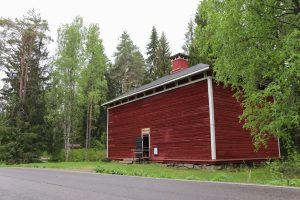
[192,0,219,66]
[0,10,51,163]
[182,19,194,54]
[109,31,146,95]
[79,24,107,160]
[194,0,300,153]
[154,32,171,78]
[182,18,205,66]
[51,16,84,161]
[145,26,159,82]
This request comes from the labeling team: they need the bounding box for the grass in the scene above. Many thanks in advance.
[2,161,300,187]
[1,149,299,187]
[49,148,106,162]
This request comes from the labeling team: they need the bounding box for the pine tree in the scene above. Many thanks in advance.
[145,26,159,82]
[109,31,146,95]
[0,10,51,163]
[154,32,171,78]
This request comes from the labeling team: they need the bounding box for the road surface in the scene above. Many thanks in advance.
[0,168,299,200]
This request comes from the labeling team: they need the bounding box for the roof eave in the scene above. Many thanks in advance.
[102,66,210,106]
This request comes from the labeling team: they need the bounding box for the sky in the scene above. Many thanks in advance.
[0,0,200,61]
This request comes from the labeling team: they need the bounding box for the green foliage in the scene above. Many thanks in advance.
[266,152,300,179]
[50,149,105,162]
[0,10,51,163]
[79,23,107,108]
[182,19,194,55]
[154,32,171,78]
[182,19,202,66]
[78,23,108,159]
[194,0,300,152]
[145,26,159,82]
[49,16,85,161]
[108,31,146,97]
[48,17,108,161]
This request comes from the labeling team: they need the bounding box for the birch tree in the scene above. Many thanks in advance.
[79,24,107,160]
[194,0,300,153]
[53,16,83,161]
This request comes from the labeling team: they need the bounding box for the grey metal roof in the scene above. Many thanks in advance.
[102,63,210,106]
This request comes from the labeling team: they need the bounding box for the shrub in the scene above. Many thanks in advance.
[266,152,300,179]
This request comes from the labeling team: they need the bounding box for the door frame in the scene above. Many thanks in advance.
[141,132,150,159]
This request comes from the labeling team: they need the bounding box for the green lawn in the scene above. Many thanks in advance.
[3,161,300,187]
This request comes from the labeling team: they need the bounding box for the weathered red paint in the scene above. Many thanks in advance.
[108,81,211,162]
[171,59,189,73]
[213,82,279,160]
[107,79,279,163]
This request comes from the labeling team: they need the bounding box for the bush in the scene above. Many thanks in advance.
[266,152,300,179]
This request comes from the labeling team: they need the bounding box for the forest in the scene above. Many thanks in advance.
[0,0,299,164]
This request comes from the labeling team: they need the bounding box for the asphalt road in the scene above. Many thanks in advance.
[0,168,299,200]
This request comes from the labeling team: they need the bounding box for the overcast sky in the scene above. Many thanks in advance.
[1,0,200,61]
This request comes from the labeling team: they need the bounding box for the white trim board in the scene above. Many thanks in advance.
[106,109,109,158]
[207,77,216,160]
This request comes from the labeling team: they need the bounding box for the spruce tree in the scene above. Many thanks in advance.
[182,19,202,66]
[182,19,194,54]
[154,32,171,78]
[145,26,159,82]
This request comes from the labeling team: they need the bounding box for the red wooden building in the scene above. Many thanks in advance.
[102,53,280,164]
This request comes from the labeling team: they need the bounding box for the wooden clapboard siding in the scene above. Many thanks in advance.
[108,81,211,162]
[213,82,279,160]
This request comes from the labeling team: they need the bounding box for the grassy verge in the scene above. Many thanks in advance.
[2,161,300,187]
[49,149,106,162]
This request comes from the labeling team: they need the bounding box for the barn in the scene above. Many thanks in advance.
[102,53,280,164]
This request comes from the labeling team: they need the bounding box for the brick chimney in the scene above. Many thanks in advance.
[170,53,189,74]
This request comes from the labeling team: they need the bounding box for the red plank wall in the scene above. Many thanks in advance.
[108,81,212,162]
[213,82,279,160]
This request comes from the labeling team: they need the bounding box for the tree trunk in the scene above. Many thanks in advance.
[64,116,68,162]
[70,117,74,161]
[66,114,71,162]
[85,103,90,161]
[19,33,34,106]
[88,103,92,148]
